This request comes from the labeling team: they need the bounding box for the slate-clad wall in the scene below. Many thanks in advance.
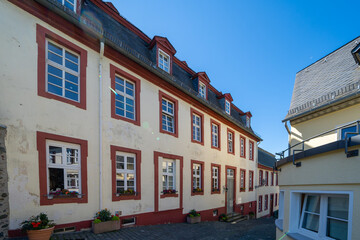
[0,126,9,239]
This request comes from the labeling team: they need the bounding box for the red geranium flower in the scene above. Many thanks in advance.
[31,222,41,228]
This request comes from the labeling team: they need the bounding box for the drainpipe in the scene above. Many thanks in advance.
[284,121,291,157]
[99,40,104,210]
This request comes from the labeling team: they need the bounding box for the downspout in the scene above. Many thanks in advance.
[284,121,291,157]
[99,40,105,210]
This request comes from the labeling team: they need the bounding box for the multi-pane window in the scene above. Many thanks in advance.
[300,194,349,240]
[56,0,76,12]
[240,137,245,157]
[264,195,268,210]
[225,100,231,114]
[115,152,136,194]
[240,169,246,191]
[46,40,80,102]
[259,170,263,186]
[275,193,278,206]
[211,124,219,148]
[228,131,233,153]
[249,171,254,190]
[47,140,81,194]
[249,141,254,160]
[212,166,219,191]
[192,114,201,142]
[161,98,174,133]
[258,196,263,212]
[162,159,175,191]
[276,173,279,186]
[271,172,274,186]
[246,116,251,128]
[193,164,202,190]
[158,49,170,73]
[199,82,206,99]
[115,76,135,120]
[265,171,268,186]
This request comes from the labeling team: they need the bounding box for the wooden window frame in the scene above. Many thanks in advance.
[190,108,204,145]
[159,90,178,137]
[210,119,221,151]
[191,160,204,196]
[211,163,221,194]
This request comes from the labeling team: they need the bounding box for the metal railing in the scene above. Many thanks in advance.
[276,120,360,167]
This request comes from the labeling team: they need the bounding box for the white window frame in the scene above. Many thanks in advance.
[240,170,245,190]
[162,159,176,190]
[228,131,233,153]
[158,49,170,73]
[57,0,77,12]
[199,81,206,99]
[289,190,353,240]
[192,114,201,142]
[249,141,253,159]
[211,123,219,148]
[115,76,136,120]
[212,166,219,190]
[225,100,231,114]
[46,39,80,102]
[46,140,81,194]
[193,163,201,189]
[161,98,175,133]
[115,152,137,194]
[259,195,263,212]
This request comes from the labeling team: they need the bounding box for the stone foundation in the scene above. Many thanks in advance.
[0,126,9,239]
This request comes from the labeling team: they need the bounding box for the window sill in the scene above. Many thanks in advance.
[160,193,178,198]
[191,191,204,196]
[159,129,178,138]
[191,139,204,146]
[240,189,246,192]
[211,146,221,151]
[112,193,140,201]
[275,219,283,231]
[211,190,220,194]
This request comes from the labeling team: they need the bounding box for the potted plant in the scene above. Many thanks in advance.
[92,208,121,234]
[116,189,136,197]
[192,188,203,193]
[186,209,201,224]
[218,213,227,222]
[21,213,55,240]
[248,211,255,219]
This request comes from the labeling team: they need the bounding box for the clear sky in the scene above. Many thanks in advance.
[109,0,359,155]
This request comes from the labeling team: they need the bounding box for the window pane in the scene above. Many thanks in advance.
[302,213,319,233]
[49,168,64,192]
[65,72,78,84]
[48,74,63,87]
[168,162,173,173]
[127,157,135,170]
[48,42,63,56]
[66,148,79,165]
[305,195,320,213]
[49,146,62,164]
[116,173,124,182]
[328,196,349,220]
[65,81,78,93]
[116,108,125,117]
[126,112,134,120]
[65,59,78,72]
[65,51,78,64]
[48,65,62,78]
[116,156,124,169]
[48,51,63,65]
[65,90,78,101]
[66,169,79,191]
[327,218,348,240]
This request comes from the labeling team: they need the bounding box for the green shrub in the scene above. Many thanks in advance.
[93,219,101,224]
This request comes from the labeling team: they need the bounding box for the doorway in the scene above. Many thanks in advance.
[226,169,235,214]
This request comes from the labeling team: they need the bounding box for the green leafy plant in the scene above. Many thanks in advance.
[93,219,101,224]
[111,215,120,221]
[21,213,55,231]
[95,209,112,222]
[187,209,200,218]
[249,211,255,216]
[192,188,203,193]
[219,213,227,222]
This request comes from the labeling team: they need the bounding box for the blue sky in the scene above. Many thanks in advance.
[109,0,359,155]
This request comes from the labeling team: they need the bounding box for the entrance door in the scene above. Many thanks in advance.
[226,169,235,214]
[270,194,274,216]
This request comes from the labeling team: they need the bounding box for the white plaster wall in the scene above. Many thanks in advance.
[0,1,259,229]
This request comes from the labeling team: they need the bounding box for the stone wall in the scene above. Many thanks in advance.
[0,126,9,239]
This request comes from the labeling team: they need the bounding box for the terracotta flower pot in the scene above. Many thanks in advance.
[27,226,54,240]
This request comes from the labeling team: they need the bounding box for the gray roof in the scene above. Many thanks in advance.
[258,148,276,168]
[284,36,360,121]
[78,0,255,135]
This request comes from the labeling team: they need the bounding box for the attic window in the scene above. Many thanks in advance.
[158,49,170,73]
[225,100,231,115]
[246,116,251,128]
[57,0,76,12]
[352,43,360,65]
[199,82,206,99]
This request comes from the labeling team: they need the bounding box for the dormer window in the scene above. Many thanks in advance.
[158,49,170,73]
[57,0,76,12]
[351,43,360,65]
[246,116,251,128]
[199,82,206,99]
[225,100,231,115]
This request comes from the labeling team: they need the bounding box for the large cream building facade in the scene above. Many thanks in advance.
[276,36,360,240]
[0,0,264,237]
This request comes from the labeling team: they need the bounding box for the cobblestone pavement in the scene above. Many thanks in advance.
[11,217,276,240]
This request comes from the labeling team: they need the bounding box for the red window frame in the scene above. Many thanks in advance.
[259,170,263,186]
[265,171,269,186]
[227,128,235,155]
[190,108,204,145]
[271,172,274,186]
[210,119,221,151]
[240,169,246,192]
[249,140,254,160]
[37,131,88,205]
[211,163,221,194]
[275,193,278,206]
[249,170,254,191]
[276,173,279,186]
[36,24,87,110]
[264,195,268,210]
[159,90,178,138]
[240,136,246,158]
[110,64,141,126]
[191,160,204,196]
[258,195,263,212]
[110,145,141,201]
